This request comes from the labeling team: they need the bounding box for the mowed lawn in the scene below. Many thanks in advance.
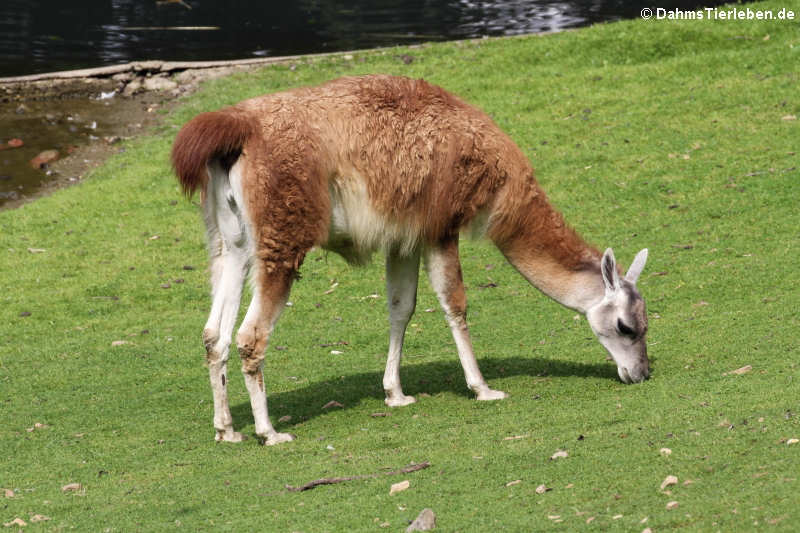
[1,1,799,530]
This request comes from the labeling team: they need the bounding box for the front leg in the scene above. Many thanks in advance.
[424,236,508,401]
[383,247,421,407]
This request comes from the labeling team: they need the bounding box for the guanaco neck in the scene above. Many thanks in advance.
[489,177,605,314]
[502,247,605,313]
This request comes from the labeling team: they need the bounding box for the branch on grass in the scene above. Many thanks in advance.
[285,461,431,492]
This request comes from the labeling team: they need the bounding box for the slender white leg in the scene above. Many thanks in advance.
[237,270,296,445]
[383,248,421,407]
[202,194,250,442]
[425,238,508,401]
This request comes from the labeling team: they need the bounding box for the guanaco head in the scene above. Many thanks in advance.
[586,248,650,384]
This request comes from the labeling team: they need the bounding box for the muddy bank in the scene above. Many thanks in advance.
[0,55,323,210]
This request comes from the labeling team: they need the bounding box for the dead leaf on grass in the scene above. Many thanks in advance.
[323,400,343,409]
[724,365,752,376]
[111,340,129,347]
[324,282,339,295]
[505,479,521,487]
[61,483,82,492]
[2,489,13,498]
[29,515,50,523]
[389,480,410,495]
[3,518,26,527]
[781,114,797,121]
[503,434,528,441]
[550,450,568,460]
[786,438,798,445]
[666,500,679,510]
[278,415,292,423]
[660,447,672,456]
[660,475,679,490]
[535,484,550,494]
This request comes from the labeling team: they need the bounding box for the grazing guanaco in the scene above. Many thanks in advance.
[172,75,650,444]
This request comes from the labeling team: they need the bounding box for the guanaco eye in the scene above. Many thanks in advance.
[617,319,636,337]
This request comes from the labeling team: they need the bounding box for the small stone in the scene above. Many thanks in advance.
[406,508,435,532]
[550,450,568,460]
[666,500,679,510]
[29,150,59,169]
[389,480,410,495]
[62,482,82,492]
[143,76,178,92]
[660,475,679,490]
[122,78,143,97]
[660,447,672,456]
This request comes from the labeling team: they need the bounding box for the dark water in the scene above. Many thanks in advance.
[1,0,737,78]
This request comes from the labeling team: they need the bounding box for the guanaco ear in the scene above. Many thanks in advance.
[601,248,620,296]
[625,248,649,285]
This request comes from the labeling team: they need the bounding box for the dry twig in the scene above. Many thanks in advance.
[286,461,430,492]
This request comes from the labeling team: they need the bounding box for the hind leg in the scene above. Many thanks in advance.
[236,266,296,445]
[202,186,249,442]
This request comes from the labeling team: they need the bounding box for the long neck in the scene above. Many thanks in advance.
[502,248,604,313]
[489,177,604,313]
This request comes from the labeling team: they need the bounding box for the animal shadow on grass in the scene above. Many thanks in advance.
[230,355,619,435]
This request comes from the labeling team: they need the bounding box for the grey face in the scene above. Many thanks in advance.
[586,248,650,384]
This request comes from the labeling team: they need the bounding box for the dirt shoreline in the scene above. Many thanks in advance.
[0,52,358,210]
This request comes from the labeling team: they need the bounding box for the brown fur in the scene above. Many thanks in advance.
[171,74,600,295]
[171,108,257,196]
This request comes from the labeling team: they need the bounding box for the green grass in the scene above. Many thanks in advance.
[2,1,799,530]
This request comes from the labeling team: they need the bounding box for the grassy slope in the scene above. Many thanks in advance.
[2,1,799,530]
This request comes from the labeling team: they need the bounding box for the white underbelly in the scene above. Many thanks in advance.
[324,176,421,263]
